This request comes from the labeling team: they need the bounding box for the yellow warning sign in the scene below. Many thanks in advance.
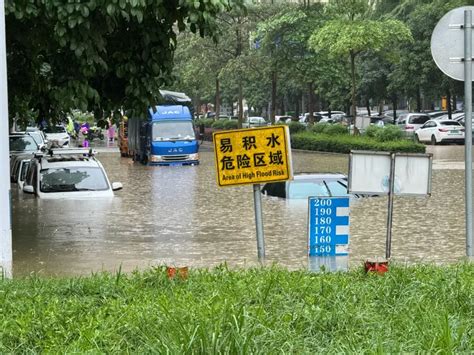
[213,125,293,187]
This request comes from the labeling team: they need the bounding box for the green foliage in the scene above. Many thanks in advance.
[211,120,226,129]
[365,125,404,142]
[195,118,215,128]
[222,120,239,129]
[309,19,413,57]
[311,123,348,135]
[5,0,245,122]
[287,122,307,134]
[292,131,425,153]
[0,264,472,352]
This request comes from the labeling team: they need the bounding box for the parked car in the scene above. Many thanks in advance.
[9,133,40,156]
[24,128,48,149]
[396,113,431,136]
[43,125,70,147]
[243,117,268,128]
[23,148,123,199]
[261,173,368,199]
[10,155,31,191]
[415,120,464,145]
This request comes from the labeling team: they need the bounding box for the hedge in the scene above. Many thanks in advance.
[291,132,426,154]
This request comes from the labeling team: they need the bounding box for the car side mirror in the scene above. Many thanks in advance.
[112,182,123,191]
[23,185,34,194]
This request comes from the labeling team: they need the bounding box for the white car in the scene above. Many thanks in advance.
[396,113,431,136]
[23,149,123,199]
[43,125,70,147]
[415,120,464,145]
[243,117,268,128]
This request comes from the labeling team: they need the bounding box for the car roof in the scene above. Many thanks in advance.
[39,155,101,169]
[293,173,346,181]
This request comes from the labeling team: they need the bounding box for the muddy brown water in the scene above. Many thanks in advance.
[11,144,470,276]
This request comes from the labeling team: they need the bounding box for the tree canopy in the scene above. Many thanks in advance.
[6,0,244,124]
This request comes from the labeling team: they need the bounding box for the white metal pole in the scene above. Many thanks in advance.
[253,184,265,261]
[385,153,396,259]
[0,0,13,278]
[464,10,473,258]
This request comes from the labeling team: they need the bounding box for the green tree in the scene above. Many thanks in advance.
[6,0,244,125]
[309,0,412,124]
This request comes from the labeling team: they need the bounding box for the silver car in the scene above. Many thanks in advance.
[396,113,431,136]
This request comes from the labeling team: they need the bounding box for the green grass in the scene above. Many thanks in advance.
[292,131,426,154]
[0,264,472,352]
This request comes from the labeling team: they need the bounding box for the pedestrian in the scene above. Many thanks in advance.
[107,120,116,143]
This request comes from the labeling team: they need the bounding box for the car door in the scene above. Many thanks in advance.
[417,121,435,142]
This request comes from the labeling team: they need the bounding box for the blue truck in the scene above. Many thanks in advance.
[128,103,200,166]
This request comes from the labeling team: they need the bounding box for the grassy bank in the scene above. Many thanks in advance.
[1,264,472,352]
[291,131,426,154]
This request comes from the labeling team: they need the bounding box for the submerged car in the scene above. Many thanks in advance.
[43,125,70,147]
[261,173,364,199]
[9,133,40,156]
[23,149,122,199]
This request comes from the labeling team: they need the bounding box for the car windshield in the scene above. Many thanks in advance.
[325,180,349,196]
[9,136,38,152]
[409,115,430,124]
[28,132,44,145]
[288,180,330,199]
[40,167,109,192]
[152,120,195,141]
[44,126,66,133]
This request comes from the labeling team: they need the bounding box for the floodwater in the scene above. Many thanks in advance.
[11,144,471,276]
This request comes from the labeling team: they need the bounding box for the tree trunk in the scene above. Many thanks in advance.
[308,82,314,124]
[238,82,243,129]
[392,98,397,124]
[270,70,277,125]
[366,99,371,117]
[350,51,357,128]
[416,87,422,112]
[447,90,452,120]
[215,77,220,120]
[295,93,300,121]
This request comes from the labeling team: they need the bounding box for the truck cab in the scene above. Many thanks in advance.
[145,105,199,165]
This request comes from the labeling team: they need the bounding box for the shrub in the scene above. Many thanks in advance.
[195,118,214,128]
[364,124,403,142]
[211,120,225,129]
[288,122,306,134]
[311,123,328,134]
[291,132,425,154]
[365,125,382,138]
[376,125,404,142]
[311,123,348,136]
[222,120,238,129]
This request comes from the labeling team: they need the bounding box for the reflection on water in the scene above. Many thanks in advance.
[12,146,468,276]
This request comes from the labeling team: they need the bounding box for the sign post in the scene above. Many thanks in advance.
[431,6,474,258]
[349,151,432,261]
[213,125,293,261]
[0,0,12,278]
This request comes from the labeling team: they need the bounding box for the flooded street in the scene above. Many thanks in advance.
[12,144,470,276]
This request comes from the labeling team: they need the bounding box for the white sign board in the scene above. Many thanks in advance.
[394,154,432,196]
[431,6,474,81]
[349,151,432,196]
[348,152,391,195]
[355,116,371,130]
